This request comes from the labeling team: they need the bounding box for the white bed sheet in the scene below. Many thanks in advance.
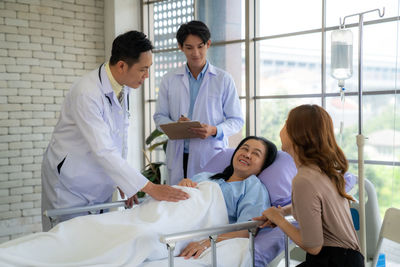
[0,182,249,267]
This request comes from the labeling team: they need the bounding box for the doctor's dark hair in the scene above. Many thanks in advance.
[176,20,211,46]
[210,136,277,181]
[109,31,154,67]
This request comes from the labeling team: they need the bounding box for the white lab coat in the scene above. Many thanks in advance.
[41,65,147,230]
[154,64,244,185]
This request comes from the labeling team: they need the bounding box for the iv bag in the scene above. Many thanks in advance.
[331,29,353,80]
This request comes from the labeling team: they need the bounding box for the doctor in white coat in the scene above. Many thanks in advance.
[41,31,189,231]
[154,21,244,185]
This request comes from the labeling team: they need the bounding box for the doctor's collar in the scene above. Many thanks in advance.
[185,61,209,79]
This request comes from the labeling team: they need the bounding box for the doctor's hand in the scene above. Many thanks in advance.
[178,115,190,122]
[178,178,197,188]
[141,182,190,202]
[125,195,139,207]
[253,206,285,229]
[189,123,217,139]
[117,187,139,208]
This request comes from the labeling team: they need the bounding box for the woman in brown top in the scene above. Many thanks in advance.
[254,104,364,267]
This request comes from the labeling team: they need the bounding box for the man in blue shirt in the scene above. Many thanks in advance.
[154,21,244,185]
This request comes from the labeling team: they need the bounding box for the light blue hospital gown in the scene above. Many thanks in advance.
[191,172,271,224]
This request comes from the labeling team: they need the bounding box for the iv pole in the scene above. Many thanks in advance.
[340,7,385,261]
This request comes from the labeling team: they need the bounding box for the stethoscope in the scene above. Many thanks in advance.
[98,63,129,157]
[98,63,130,111]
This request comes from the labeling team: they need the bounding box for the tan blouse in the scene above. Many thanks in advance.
[291,165,360,251]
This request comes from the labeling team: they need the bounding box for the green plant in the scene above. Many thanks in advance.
[138,129,168,197]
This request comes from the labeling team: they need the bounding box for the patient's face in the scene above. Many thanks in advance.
[232,139,267,179]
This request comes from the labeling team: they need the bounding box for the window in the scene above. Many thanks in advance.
[142,0,400,215]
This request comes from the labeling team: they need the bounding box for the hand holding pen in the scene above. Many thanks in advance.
[178,114,190,122]
[178,115,217,139]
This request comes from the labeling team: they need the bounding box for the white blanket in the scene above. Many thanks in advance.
[0,182,237,267]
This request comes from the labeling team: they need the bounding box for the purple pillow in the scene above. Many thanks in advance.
[201,149,297,207]
[258,151,296,207]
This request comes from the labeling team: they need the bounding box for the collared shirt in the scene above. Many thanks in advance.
[105,62,123,98]
[184,61,223,152]
[186,61,209,119]
[184,62,209,153]
[191,172,271,224]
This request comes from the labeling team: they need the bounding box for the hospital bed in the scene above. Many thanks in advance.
[38,149,298,267]
[39,149,358,267]
[43,201,271,267]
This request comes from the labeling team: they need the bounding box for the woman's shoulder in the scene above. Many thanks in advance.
[293,165,328,190]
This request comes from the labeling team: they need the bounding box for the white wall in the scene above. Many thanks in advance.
[0,0,143,243]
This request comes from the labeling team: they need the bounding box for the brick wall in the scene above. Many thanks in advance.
[0,0,105,243]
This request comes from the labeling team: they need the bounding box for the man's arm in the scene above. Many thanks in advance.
[153,75,175,130]
[70,86,148,197]
[212,74,244,139]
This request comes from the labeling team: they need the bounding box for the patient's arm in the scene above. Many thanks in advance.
[178,178,198,188]
[179,230,248,259]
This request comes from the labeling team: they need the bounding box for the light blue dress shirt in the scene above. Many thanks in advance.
[184,61,221,153]
[191,172,271,224]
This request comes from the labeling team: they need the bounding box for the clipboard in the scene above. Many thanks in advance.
[160,121,202,140]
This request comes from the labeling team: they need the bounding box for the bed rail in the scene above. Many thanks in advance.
[160,220,291,267]
[44,201,128,228]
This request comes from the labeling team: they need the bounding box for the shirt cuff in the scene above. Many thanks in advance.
[213,125,224,140]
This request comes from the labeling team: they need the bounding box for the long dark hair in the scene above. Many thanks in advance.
[210,136,277,181]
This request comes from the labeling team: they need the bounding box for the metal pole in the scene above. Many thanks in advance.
[210,235,217,267]
[248,229,256,267]
[357,13,367,263]
[167,243,175,267]
[340,9,384,263]
[284,233,289,267]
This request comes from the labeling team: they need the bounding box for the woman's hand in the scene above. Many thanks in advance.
[253,206,285,228]
[179,240,210,259]
[178,178,198,188]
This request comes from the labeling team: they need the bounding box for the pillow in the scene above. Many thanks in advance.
[201,149,297,207]
[259,151,296,207]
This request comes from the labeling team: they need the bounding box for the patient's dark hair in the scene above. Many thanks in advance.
[109,30,154,67]
[210,136,277,181]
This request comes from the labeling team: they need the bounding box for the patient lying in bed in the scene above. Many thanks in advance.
[177,136,277,259]
[0,136,277,267]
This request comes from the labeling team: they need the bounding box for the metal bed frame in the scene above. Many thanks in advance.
[44,203,292,267]
[160,220,291,267]
[43,201,128,228]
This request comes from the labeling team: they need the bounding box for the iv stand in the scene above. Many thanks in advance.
[340,7,385,261]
